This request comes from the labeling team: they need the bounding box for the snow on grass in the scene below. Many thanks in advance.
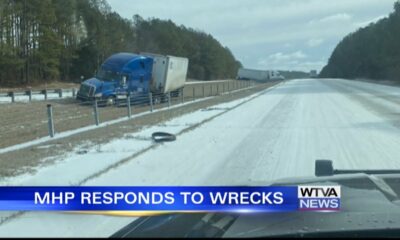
[0,84,274,186]
[0,83,280,237]
[0,85,260,155]
[0,96,215,155]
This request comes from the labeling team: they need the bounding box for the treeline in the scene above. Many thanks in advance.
[320,1,400,81]
[0,0,241,87]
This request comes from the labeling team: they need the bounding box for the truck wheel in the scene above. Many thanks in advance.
[108,96,116,105]
[100,96,115,107]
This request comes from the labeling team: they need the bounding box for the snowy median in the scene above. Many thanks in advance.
[0,85,277,187]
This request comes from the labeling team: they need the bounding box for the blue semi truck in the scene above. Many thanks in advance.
[77,52,189,105]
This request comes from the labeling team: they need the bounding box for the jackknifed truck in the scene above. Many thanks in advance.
[77,52,189,105]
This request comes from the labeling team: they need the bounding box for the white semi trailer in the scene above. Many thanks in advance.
[237,68,283,81]
[140,52,189,94]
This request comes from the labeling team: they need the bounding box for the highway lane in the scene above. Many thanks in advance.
[1,78,400,237]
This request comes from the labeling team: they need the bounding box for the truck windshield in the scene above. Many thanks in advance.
[96,69,120,82]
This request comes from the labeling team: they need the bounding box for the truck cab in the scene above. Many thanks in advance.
[77,53,153,103]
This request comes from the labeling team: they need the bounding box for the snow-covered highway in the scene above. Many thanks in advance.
[95,78,400,186]
[1,78,400,237]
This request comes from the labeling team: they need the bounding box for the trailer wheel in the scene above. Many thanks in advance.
[171,88,181,97]
[161,94,168,103]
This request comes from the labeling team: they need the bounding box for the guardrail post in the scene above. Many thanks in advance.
[149,92,153,112]
[72,88,76,97]
[28,90,32,102]
[47,104,55,137]
[10,92,15,103]
[193,88,195,101]
[127,93,132,118]
[44,89,48,100]
[93,99,99,126]
[202,85,205,98]
[168,92,171,107]
[223,83,225,93]
[217,84,219,95]
[210,84,212,96]
[58,89,62,98]
[181,88,184,104]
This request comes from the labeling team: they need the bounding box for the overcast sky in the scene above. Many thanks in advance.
[107,0,396,72]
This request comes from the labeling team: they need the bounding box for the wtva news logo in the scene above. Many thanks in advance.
[298,186,341,211]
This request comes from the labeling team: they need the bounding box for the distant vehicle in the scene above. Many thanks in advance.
[237,68,284,81]
[269,70,285,80]
[309,70,318,78]
[237,68,269,81]
[77,52,189,105]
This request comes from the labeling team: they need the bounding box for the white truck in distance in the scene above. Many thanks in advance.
[237,68,284,81]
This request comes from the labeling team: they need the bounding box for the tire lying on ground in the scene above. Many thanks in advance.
[151,132,176,143]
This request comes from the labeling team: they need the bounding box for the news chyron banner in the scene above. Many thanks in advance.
[0,186,340,214]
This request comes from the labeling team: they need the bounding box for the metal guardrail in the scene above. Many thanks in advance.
[0,80,244,103]
[0,88,77,102]
[43,80,258,138]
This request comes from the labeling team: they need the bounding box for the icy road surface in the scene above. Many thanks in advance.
[1,78,400,237]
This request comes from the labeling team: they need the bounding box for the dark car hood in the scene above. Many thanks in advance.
[225,173,400,237]
[111,173,400,238]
